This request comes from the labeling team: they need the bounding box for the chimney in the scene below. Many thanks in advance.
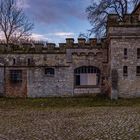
[78,38,86,47]
[89,38,97,47]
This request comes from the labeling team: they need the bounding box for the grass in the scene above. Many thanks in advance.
[0,96,140,109]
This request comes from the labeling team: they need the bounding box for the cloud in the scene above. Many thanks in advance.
[31,33,50,41]
[30,32,75,44]
[0,32,51,42]
[17,0,30,9]
[48,32,75,38]
[0,32,75,43]
[27,0,90,24]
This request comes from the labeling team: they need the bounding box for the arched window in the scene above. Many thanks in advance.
[74,66,100,86]
[45,68,55,76]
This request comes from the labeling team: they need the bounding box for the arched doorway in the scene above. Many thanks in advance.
[74,66,100,87]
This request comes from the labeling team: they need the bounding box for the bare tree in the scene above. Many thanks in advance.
[0,0,34,45]
[84,0,140,38]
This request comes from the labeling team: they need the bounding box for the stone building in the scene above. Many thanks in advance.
[0,4,140,98]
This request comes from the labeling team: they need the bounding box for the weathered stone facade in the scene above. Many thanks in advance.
[0,40,108,97]
[108,4,140,98]
[0,5,140,98]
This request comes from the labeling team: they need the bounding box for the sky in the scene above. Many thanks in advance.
[21,0,92,44]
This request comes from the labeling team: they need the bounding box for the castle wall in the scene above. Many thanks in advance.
[0,40,108,97]
[27,66,74,97]
[70,48,108,95]
[108,27,140,36]
[110,38,140,98]
[1,6,140,98]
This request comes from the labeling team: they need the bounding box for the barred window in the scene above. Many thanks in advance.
[74,66,100,86]
[45,68,55,76]
[10,70,22,83]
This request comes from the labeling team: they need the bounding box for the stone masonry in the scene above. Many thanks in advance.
[0,39,108,98]
[0,4,140,98]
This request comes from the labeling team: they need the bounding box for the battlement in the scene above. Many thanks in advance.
[107,14,140,27]
[0,38,107,54]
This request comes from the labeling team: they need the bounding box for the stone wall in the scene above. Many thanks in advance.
[110,38,140,98]
[27,66,74,97]
[0,39,109,97]
[108,27,140,36]
[70,48,108,95]
[71,48,108,77]
[108,12,140,98]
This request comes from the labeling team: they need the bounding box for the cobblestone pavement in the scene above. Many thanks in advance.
[0,107,140,140]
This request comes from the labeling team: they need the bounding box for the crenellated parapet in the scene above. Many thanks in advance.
[89,38,97,47]
[0,38,108,54]
[107,14,140,38]
[107,14,140,27]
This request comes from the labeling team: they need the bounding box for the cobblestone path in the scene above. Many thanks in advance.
[0,107,140,140]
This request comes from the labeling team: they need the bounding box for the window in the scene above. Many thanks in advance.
[136,66,140,76]
[75,75,80,86]
[123,66,128,76]
[74,66,100,87]
[10,70,22,83]
[45,68,55,76]
[13,58,16,65]
[137,48,140,59]
[124,48,127,59]
[27,58,31,65]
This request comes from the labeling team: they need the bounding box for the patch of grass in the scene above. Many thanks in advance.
[0,96,140,109]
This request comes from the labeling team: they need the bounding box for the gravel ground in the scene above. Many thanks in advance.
[0,107,140,140]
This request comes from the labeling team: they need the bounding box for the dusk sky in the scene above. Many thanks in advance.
[21,0,92,44]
